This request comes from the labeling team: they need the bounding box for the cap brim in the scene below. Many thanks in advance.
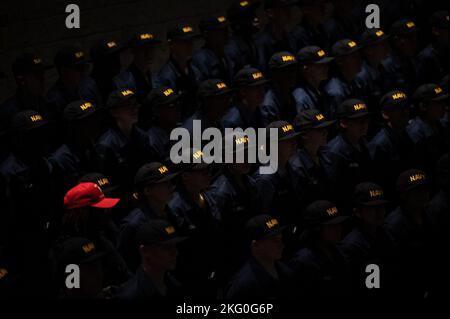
[80,251,108,264]
[345,111,372,119]
[162,236,188,245]
[108,94,138,109]
[205,88,235,97]
[270,62,298,70]
[19,120,48,132]
[399,180,429,193]
[191,162,211,171]
[333,47,361,58]
[261,225,288,239]
[156,94,181,107]
[393,28,419,36]
[315,57,334,64]
[359,199,390,207]
[363,35,391,47]
[169,34,202,41]
[279,132,301,141]
[324,215,349,225]
[431,93,449,102]
[245,79,271,87]
[91,197,120,209]
[156,172,180,183]
[312,120,336,129]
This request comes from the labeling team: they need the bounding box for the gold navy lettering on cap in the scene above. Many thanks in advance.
[165,226,175,235]
[281,124,294,133]
[193,150,204,160]
[30,114,43,122]
[0,268,8,279]
[140,33,154,40]
[98,178,109,187]
[409,173,425,182]
[406,21,415,28]
[158,165,169,174]
[435,86,443,94]
[240,1,249,7]
[80,102,93,111]
[317,49,325,57]
[281,55,296,62]
[315,113,325,121]
[75,51,84,59]
[121,89,134,96]
[82,242,95,253]
[163,88,174,96]
[347,41,357,48]
[216,82,227,89]
[266,218,279,229]
[375,30,384,37]
[369,189,383,198]
[252,72,263,80]
[353,103,367,111]
[217,16,226,23]
[182,26,193,33]
[326,207,338,216]
[106,41,117,48]
[33,58,42,65]
[392,92,407,100]
[235,136,249,145]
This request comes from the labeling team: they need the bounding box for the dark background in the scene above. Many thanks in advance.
[0,0,447,100]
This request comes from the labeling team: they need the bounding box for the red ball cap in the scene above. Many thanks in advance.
[64,182,120,210]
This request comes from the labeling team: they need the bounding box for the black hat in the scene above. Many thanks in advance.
[430,10,449,29]
[246,215,286,241]
[233,67,269,88]
[390,19,419,36]
[297,46,334,65]
[136,220,187,246]
[223,130,253,155]
[12,53,49,77]
[90,39,124,61]
[359,28,390,47]
[331,39,361,57]
[303,200,348,228]
[129,32,162,47]
[11,110,47,132]
[56,237,107,266]
[264,0,298,9]
[268,51,298,70]
[267,120,301,141]
[396,169,428,193]
[54,46,88,69]
[380,90,409,110]
[79,172,118,194]
[353,182,389,207]
[413,83,448,103]
[134,162,178,188]
[294,109,335,132]
[177,147,211,172]
[198,79,233,98]
[337,99,370,119]
[228,0,261,22]
[167,24,201,41]
[145,87,181,108]
[199,15,229,32]
[63,100,98,121]
[106,88,137,109]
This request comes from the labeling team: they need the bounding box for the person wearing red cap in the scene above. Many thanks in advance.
[55,182,130,288]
